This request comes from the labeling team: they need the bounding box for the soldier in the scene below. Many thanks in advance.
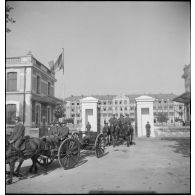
[102,122,109,145]
[86,121,91,135]
[58,123,69,141]
[124,114,133,146]
[8,116,25,152]
[145,121,151,137]
[109,114,118,146]
[124,113,131,126]
[109,114,118,128]
[48,122,57,136]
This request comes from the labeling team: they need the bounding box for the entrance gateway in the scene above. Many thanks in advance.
[135,95,155,137]
[80,97,98,133]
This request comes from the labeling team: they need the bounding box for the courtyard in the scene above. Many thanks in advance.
[6,137,190,194]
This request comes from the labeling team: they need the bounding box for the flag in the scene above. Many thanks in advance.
[54,52,64,74]
[48,51,64,74]
[48,60,54,71]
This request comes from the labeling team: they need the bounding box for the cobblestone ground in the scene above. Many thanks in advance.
[6,137,190,194]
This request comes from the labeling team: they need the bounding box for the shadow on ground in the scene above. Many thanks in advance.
[89,190,156,194]
[6,148,109,184]
[161,137,190,158]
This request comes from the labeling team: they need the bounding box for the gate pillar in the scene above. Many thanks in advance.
[135,96,155,137]
[80,97,98,133]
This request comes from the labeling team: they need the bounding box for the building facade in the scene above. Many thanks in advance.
[64,93,184,131]
[6,52,62,135]
[173,64,191,124]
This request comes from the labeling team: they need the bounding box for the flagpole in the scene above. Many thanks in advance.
[62,48,65,105]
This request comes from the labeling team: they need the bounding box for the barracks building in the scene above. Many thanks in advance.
[64,93,185,130]
[6,52,62,135]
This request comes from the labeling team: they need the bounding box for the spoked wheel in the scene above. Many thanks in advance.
[95,133,105,158]
[58,138,80,169]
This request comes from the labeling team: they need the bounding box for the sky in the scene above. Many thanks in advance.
[6,1,190,99]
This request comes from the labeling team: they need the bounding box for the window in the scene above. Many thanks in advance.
[71,114,75,117]
[108,107,112,111]
[72,108,74,112]
[6,104,16,124]
[76,113,80,117]
[36,75,40,94]
[108,101,112,105]
[103,107,106,111]
[48,82,51,96]
[130,106,134,110]
[179,105,182,110]
[72,102,74,106]
[169,105,173,109]
[103,101,106,105]
[120,107,123,111]
[124,100,127,104]
[158,101,161,104]
[169,112,174,116]
[7,72,17,91]
[119,101,122,104]
[124,107,127,111]
[115,101,117,104]
[77,102,80,106]
[47,107,51,123]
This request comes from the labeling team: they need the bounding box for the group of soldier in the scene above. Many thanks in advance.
[102,113,134,146]
[7,117,70,153]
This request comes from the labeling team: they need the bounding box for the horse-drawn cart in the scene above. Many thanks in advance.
[36,131,106,170]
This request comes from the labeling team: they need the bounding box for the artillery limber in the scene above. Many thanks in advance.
[37,127,106,170]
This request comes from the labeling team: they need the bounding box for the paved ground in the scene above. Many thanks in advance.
[6,137,190,194]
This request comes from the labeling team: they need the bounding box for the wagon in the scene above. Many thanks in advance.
[36,129,106,170]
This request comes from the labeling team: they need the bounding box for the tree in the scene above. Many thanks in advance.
[6,3,16,33]
[54,104,65,122]
[157,112,169,125]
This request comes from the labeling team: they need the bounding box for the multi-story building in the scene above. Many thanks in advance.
[173,64,191,124]
[6,52,62,135]
[64,93,184,130]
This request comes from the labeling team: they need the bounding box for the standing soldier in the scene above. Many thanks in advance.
[117,113,125,135]
[86,121,91,135]
[109,114,118,146]
[8,116,25,152]
[124,114,132,146]
[102,122,109,145]
[109,114,118,128]
[145,121,151,137]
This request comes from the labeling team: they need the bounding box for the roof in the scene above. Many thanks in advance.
[135,95,155,101]
[65,93,178,102]
[172,92,191,104]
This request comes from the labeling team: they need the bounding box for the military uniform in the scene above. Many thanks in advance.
[58,125,69,140]
[9,121,25,151]
[124,115,131,126]
[86,122,91,135]
[146,123,151,137]
[109,116,118,127]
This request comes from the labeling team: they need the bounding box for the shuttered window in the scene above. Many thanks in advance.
[7,72,17,91]
[6,104,16,124]
[36,75,40,94]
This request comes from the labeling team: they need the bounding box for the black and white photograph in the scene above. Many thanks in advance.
[4,1,191,194]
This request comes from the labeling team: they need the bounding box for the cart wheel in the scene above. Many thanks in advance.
[58,138,80,169]
[95,133,105,158]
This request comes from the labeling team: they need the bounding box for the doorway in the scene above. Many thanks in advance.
[141,108,149,136]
